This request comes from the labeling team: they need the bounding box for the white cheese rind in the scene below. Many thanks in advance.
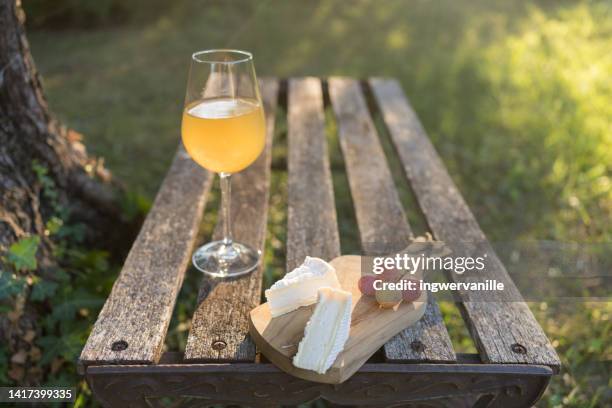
[265,257,340,317]
[292,287,352,374]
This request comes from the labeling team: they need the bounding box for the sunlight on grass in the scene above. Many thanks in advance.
[477,3,612,241]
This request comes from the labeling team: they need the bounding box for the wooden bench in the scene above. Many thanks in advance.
[79,77,560,407]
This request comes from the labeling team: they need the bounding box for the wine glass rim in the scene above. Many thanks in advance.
[192,49,253,64]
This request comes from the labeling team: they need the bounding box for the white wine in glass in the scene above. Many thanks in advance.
[181,49,265,278]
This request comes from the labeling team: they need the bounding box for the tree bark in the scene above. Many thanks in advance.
[0,0,129,384]
[0,0,123,255]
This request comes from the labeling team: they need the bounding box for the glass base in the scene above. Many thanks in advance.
[192,240,260,278]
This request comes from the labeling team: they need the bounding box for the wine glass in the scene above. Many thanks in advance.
[181,49,265,278]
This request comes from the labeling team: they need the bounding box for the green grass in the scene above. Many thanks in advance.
[27,1,611,406]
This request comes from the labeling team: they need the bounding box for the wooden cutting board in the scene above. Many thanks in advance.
[249,255,427,384]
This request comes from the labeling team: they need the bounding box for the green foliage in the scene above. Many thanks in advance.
[7,236,40,271]
[30,279,58,302]
[31,251,112,393]
[23,0,172,29]
[439,302,477,353]
[120,190,152,221]
[534,301,611,407]
[32,161,62,216]
[0,270,26,300]
[45,217,63,236]
[1,160,117,405]
[49,288,104,322]
[37,334,83,366]
[434,2,612,241]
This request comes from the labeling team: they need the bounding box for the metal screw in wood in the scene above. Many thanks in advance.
[111,340,128,351]
[212,340,227,351]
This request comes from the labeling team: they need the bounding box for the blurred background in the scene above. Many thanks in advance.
[9,0,611,406]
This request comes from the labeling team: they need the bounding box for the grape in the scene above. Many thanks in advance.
[401,279,422,303]
[358,275,377,296]
[375,288,402,308]
[380,268,402,282]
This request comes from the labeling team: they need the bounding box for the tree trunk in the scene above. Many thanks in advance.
[0,0,123,251]
[0,0,129,384]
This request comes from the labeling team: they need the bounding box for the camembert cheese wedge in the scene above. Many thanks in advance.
[265,257,340,317]
[292,287,352,374]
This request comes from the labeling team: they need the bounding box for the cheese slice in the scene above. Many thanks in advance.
[292,287,352,374]
[265,256,340,317]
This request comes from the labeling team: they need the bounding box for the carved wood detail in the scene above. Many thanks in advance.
[87,364,551,408]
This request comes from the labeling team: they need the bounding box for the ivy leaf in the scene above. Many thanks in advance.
[53,269,71,283]
[45,217,63,236]
[0,270,26,300]
[31,280,59,302]
[37,334,83,366]
[50,288,104,322]
[7,236,40,271]
[57,223,86,243]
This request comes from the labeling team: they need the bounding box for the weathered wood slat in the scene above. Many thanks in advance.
[79,145,213,366]
[287,77,341,271]
[369,78,560,369]
[329,78,412,254]
[328,78,455,363]
[184,78,279,361]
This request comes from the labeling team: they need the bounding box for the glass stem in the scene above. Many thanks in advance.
[220,172,233,246]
